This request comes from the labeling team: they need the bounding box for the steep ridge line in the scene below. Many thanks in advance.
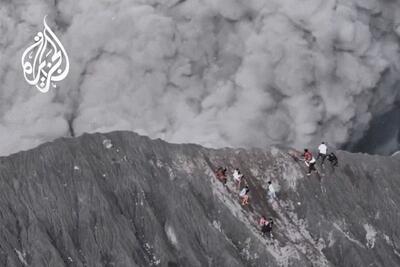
[0,131,399,266]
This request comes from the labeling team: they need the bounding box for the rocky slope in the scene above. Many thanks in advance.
[0,131,399,267]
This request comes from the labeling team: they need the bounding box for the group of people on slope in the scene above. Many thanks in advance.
[213,142,339,238]
[233,168,276,206]
[233,168,250,206]
[303,142,338,175]
[214,167,277,237]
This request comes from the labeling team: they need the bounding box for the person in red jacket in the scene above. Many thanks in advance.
[303,149,317,176]
[215,167,227,184]
[303,149,312,162]
[259,216,267,226]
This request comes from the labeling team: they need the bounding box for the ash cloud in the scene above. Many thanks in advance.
[0,0,400,156]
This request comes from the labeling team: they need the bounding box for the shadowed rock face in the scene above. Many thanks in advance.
[0,131,399,267]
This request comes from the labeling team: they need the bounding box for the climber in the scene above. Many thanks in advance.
[303,148,312,162]
[239,185,250,206]
[267,181,276,200]
[303,149,317,176]
[259,215,268,236]
[215,167,227,184]
[261,217,274,237]
[317,142,328,165]
[233,168,243,190]
[327,152,338,167]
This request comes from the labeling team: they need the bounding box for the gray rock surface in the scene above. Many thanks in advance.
[0,131,399,267]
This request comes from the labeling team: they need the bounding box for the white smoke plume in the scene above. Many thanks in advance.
[0,0,399,156]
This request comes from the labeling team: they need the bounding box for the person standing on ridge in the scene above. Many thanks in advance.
[303,149,317,176]
[267,181,276,200]
[259,216,267,236]
[303,148,312,162]
[233,168,243,190]
[317,142,328,165]
[260,217,274,237]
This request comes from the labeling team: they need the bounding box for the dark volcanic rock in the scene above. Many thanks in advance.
[0,131,399,267]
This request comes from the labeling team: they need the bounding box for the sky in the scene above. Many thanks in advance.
[0,0,399,156]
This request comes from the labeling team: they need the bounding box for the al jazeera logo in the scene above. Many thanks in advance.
[21,16,69,93]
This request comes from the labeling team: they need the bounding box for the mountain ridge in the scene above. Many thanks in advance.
[0,131,399,267]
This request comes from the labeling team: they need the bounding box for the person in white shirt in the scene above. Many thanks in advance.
[267,181,276,199]
[239,185,250,205]
[317,142,328,165]
[305,155,317,176]
[233,168,243,190]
